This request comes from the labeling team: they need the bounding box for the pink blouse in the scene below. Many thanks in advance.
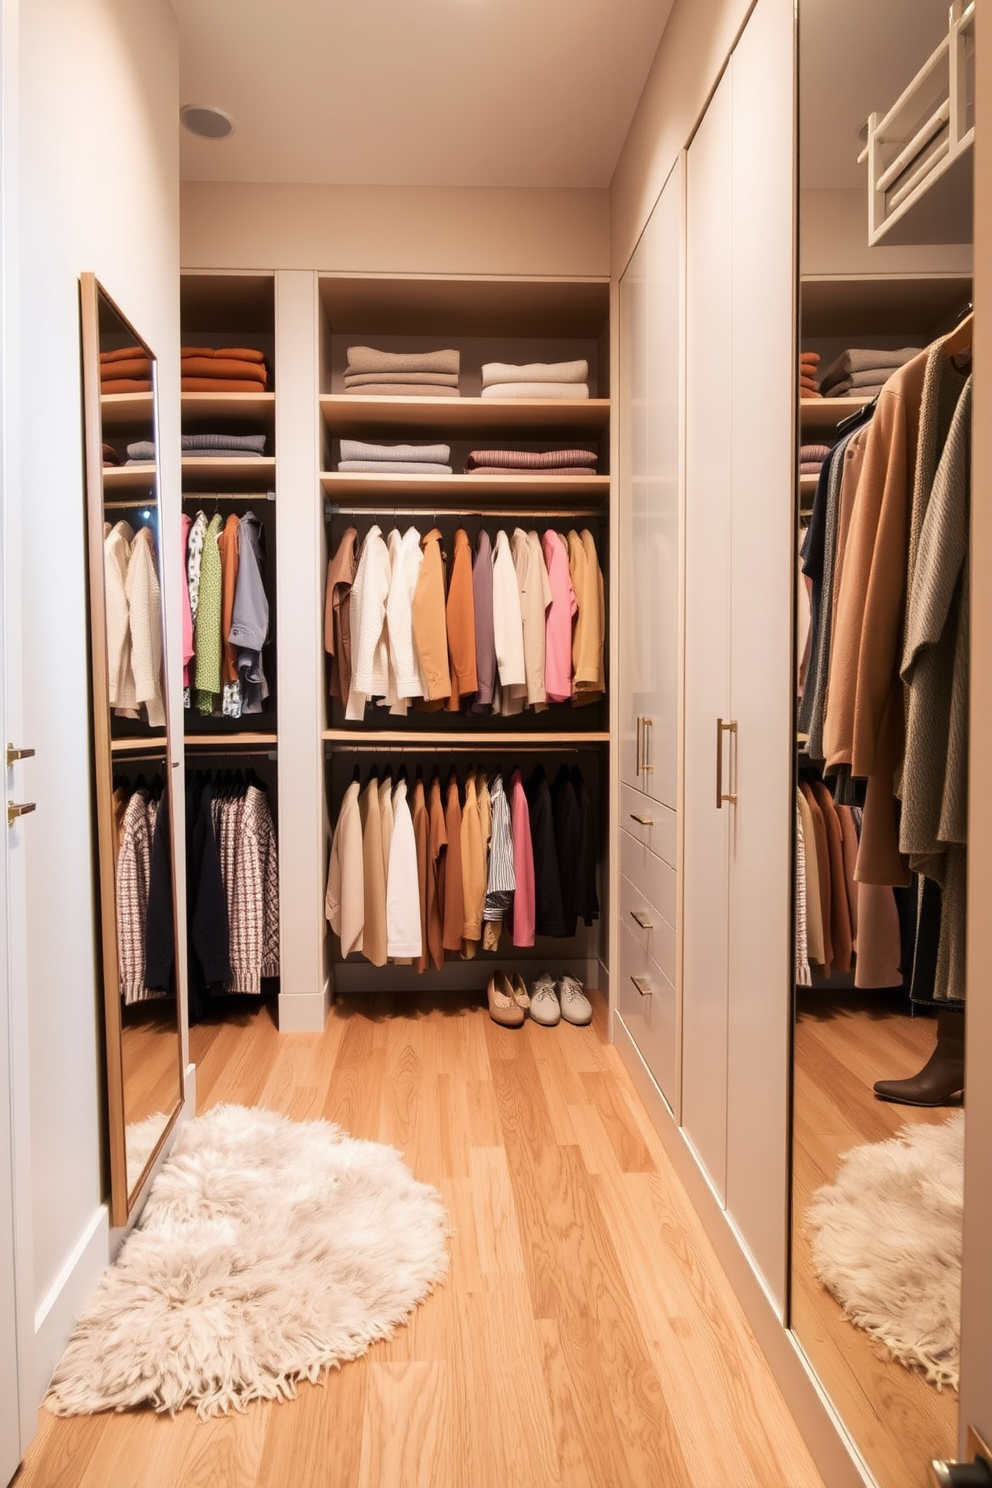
[541,529,578,703]
[508,768,535,946]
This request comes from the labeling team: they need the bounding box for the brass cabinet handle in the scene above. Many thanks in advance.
[716,718,738,809]
[7,800,36,828]
[6,743,35,767]
[630,909,654,930]
[643,717,653,773]
[631,975,653,997]
[629,812,654,826]
[635,715,643,775]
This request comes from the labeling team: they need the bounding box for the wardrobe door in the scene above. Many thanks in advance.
[725,0,795,1316]
[619,161,681,809]
[682,64,733,1198]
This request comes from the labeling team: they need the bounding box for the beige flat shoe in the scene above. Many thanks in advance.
[487,972,524,1027]
[509,973,531,1012]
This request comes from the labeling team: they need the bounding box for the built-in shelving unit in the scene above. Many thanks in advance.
[318,271,612,995]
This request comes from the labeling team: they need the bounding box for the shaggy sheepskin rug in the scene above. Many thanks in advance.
[46,1104,449,1417]
[805,1111,963,1389]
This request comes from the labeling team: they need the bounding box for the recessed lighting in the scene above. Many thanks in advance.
[180,105,235,140]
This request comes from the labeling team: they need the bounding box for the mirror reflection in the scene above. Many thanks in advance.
[80,274,183,1221]
[792,4,972,1486]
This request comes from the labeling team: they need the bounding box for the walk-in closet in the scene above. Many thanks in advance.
[3,0,990,1486]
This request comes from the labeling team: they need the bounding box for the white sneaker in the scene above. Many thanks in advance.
[558,973,593,1026]
[529,971,561,1026]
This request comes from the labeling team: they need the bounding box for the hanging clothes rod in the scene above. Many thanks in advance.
[182,490,276,502]
[185,749,278,762]
[324,741,600,755]
[324,504,606,522]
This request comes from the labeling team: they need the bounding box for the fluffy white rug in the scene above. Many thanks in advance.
[805,1111,963,1389]
[47,1104,449,1417]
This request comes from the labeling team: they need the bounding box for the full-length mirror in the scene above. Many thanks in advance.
[791,4,973,1486]
[79,273,183,1224]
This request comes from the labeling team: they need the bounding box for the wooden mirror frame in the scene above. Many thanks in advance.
[79,272,183,1224]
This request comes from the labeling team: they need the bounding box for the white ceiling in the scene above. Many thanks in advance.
[799,0,951,190]
[174,0,676,189]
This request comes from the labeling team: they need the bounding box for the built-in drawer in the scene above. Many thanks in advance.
[620,827,676,930]
[620,781,676,865]
[617,919,677,1110]
[619,871,676,986]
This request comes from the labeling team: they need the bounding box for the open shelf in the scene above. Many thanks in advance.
[181,456,276,486]
[321,471,609,505]
[102,464,157,495]
[800,274,972,337]
[181,391,275,427]
[319,394,611,439]
[100,392,154,430]
[799,397,873,432]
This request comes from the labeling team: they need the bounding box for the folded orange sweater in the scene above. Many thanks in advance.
[100,345,145,364]
[100,357,152,381]
[102,378,153,394]
[180,377,265,394]
[181,345,266,363]
[180,355,268,385]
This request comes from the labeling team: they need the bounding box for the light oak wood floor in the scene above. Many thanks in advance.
[16,988,824,1488]
[792,989,959,1488]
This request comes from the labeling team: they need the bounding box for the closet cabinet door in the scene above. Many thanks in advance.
[682,64,733,1200]
[618,162,680,809]
[724,0,794,1316]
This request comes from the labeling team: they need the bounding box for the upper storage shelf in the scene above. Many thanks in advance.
[859,0,974,247]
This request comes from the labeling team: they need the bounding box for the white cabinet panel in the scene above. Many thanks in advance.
[724,0,795,1317]
[619,781,676,864]
[620,828,676,936]
[618,868,676,985]
[682,60,733,1202]
[617,920,678,1111]
[619,161,681,808]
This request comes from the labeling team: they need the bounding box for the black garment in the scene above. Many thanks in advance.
[526,765,566,937]
[185,777,233,1020]
[551,764,581,937]
[144,790,174,991]
[909,876,950,1005]
[571,766,599,925]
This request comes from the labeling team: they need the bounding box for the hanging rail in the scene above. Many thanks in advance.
[324,503,606,522]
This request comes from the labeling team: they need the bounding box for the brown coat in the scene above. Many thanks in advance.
[412,528,451,702]
[218,513,241,685]
[324,528,358,703]
[811,781,852,974]
[442,773,464,952]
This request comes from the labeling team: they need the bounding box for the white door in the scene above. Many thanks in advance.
[723,0,795,1318]
[618,165,680,809]
[682,60,733,1199]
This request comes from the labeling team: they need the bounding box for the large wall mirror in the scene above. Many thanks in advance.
[792,4,973,1486]
[79,273,183,1225]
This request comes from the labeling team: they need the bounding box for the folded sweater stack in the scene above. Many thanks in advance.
[481,359,590,400]
[818,346,921,399]
[100,345,152,395]
[465,449,598,475]
[127,433,267,465]
[343,346,461,397]
[799,443,831,476]
[181,346,270,393]
[338,439,452,475]
[799,351,820,400]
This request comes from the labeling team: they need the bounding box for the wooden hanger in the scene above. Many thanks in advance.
[943,310,973,358]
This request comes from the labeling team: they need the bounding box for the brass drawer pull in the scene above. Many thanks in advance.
[6,743,35,767]
[630,812,654,826]
[631,975,653,997]
[630,910,654,930]
[7,800,36,828]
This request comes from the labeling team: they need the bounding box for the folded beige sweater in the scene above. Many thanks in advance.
[481,358,588,386]
[343,384,461,398]
[343,370,460,388]
[481,382,589,400]
[346,345,460,376]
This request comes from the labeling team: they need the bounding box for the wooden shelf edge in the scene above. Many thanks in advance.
[322,729,610,746]
[184,732,278,746]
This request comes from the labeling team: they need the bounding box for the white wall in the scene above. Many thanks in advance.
[16,0,180,1397]
[181,181,609,277]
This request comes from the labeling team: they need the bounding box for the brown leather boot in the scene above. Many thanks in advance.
[873,1008,965,1107]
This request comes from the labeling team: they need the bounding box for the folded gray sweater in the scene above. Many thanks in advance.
[337,461,453,475]
[481,358,588,385]
[340,439,451,463]
[819,346,921,388]
[345,345,460,376]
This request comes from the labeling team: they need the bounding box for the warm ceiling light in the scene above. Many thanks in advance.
[180,105,235,140]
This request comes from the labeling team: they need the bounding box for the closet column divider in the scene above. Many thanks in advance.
[274,270,328,1032]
